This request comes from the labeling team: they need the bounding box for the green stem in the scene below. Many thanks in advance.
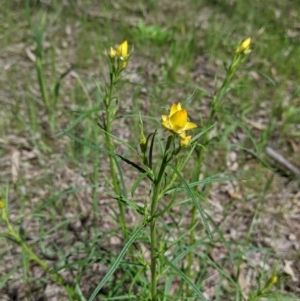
[150,136,173,301]
[150,181,162,300]
[150,218,157,300]
[36,57,54,130]
[214,55,242,109]
[104,72,127,239]
[36,58,49,109]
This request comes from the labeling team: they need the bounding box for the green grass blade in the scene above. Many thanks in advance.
[167,163,212,241]
[64,132,151,179]
[131,171,151,197]
[88,225,144,301]
[117,155,153,181]
[164,259,207,301]
[63,132,117,156]
[55,112,89,137]
[164,175,235,195]
[191,123,216,143]
[110,195,144,215]
[97,125,138,155]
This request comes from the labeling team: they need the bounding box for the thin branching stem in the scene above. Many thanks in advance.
[104,72,128,239]
[150,135,174,300]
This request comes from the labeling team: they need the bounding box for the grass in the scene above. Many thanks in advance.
[1,0,300,300]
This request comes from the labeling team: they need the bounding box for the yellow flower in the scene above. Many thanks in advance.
[235,37,251,54]
[179,132,192,147]
[162,103,197,140]
[118,40,129,59]
[109,40,129,68]
[109,47,117,58]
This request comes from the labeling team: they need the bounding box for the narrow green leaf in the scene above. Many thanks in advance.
[53,66,73,103]
[148,130,157,170]
[64,132,117,157]
[182,88,197,107]
[64,132,153,181]
[131,171,151,197]
[88,225,144,301]
[100,295,137,300]
[191,123,215,143]
[110,195,144,215]
[163,275,174,301]
[164,237,208,271]
[164,175,234,195]
[117,155,153,181]
[152,192,177,219]
[167,163,212,241]
[0,266,19,289]
[55,114,88,137]
[97,125,137,155]
[35,184,101,211]
[164,259,207,301]
[116,113,158,122]
[203,253,237,287]
[55,106,104,137]
[231,143,272,169]
[162,82,211,98]
[115,157,128,198]
[165,221,199,251]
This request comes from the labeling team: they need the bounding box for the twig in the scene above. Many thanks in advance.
[265,146,300,178]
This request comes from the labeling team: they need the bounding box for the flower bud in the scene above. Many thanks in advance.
[235,37,251,54]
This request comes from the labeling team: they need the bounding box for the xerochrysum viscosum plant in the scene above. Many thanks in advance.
[136,102,199,300]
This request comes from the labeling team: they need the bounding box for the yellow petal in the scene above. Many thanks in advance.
[162,120,172,130]
[236,37,251,54]
[118,40,128,58]
[162,103,198,136]
[169,109,187,131]
[184,121,198,131]
[170,103,181,116]
[241,37,251,50]
[109,47,117,58]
